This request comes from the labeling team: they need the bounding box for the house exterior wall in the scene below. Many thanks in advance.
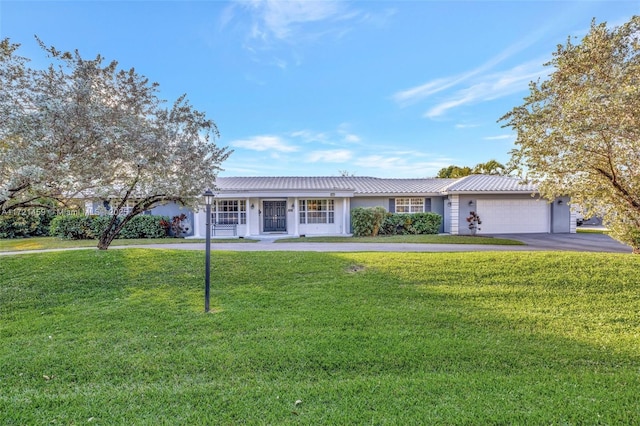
[551,196,572,233]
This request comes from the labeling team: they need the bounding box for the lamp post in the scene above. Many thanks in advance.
[203,189,215,313]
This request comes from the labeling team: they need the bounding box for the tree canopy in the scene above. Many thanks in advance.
[0,38,231,249]
[500,16,640,252]
[436,160,509,178]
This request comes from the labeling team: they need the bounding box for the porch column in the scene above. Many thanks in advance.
[193,207,202,238]
[245,197,251,237]
[450,195,460,235]
[293,197,299,236]
[342,197,349,235]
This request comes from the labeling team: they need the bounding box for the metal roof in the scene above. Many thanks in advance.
[214,175,538,196]
[444,174,538,193]
[215,176,457,195]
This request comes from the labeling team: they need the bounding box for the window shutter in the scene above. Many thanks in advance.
[389,198,395,213]
[424,198,431,212]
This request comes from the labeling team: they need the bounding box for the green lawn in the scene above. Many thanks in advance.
[276,234,524,245]
[1,249,639,424]
[0,236,255,252]
[577,227,607,234]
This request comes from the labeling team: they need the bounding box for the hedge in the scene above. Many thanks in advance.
[0,211,56,239]
[380,212,442,235]
[351,206,387,237]
[49,215,170,240]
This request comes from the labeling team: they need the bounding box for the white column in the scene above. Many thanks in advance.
[342,197,349,235]
[245,198,251,237]
[193,207,202,238]
[450,195,459,235]
[294,197,299,236]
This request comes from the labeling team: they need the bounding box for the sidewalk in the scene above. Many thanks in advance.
[1,233,631,256]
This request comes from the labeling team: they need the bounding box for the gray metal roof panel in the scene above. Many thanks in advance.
[216,176,455,195]
[444,175,538,192]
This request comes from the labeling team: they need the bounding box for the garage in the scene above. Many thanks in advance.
[476,199,550,234]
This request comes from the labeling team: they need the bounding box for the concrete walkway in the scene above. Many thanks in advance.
[1,233,631,256]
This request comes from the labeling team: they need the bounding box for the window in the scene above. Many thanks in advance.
[395,198,425,213]
[299,199,334,224]
[212,200,246,224]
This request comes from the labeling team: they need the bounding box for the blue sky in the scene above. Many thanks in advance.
[2,1,639,178]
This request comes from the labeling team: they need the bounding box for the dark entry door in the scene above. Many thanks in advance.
[263,201,287,232]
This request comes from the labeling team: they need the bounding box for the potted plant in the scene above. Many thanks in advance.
[467,211,482,236]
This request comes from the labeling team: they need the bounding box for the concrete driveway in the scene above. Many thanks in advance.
[490,233,631,253]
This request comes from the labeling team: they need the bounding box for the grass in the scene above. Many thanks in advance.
[577,227,607,234]
[0,236,255,252]
[276,234,524,245]
[1,249,639,424]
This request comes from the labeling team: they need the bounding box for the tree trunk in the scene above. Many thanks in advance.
[97,230,117,250]
[633,247,640,255]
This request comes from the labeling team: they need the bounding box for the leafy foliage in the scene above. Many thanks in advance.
[49,215,169,240]
[380,212,442,235]
[0,38,231,249]
[0,211,53,238]
[350,206,386,237]
[501,16,640,253]
[437,159,511,178]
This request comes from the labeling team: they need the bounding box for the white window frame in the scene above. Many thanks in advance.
[299,199,335,224]
[212,200,247,224]
[395,197,425,213]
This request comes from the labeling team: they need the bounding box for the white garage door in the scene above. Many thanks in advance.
[476,199,550,234]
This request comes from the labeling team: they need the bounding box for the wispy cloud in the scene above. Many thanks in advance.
[483,134,515,141]
[307,149,353,163]
[241,0,359,44]
[455,123,480,129]
[392,22,555,115]
[230,135,299,152]
[425,59,547,118]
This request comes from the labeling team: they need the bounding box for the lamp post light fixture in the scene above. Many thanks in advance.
[203,188,215,313]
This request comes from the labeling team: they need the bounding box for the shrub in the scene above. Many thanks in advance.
[351,206,387,237]
[49,215,93,239]
[0,210,56,238]
[50,214,170,240]
[120,215,170,239]
[380,212,442,235]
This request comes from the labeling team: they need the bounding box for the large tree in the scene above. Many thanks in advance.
[436,159,509,178]
[500,17,640,252]
[0,39,48,213]
[1,39,231,249]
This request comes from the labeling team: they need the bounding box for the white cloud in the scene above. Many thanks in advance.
[343,134,360,143]
[231,135,299,152]
[424,59,547,118]
[392,22,553,110]
[307,149,352,163]
[483,134,515,140]
[242,0,357,43]
[353,155,452,177]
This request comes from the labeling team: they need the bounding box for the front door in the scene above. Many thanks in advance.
[263,201,287,232]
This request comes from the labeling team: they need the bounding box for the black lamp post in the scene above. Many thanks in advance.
[203,189,214,313]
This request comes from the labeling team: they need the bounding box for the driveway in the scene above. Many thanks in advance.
[490,233,631,253]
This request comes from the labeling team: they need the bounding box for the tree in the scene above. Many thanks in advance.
[1,39,231,249]
[472,159,510,175]
[500,17,640,253]
[436,160,510,178]
[0,39,49,213]
[436,165,472,178]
